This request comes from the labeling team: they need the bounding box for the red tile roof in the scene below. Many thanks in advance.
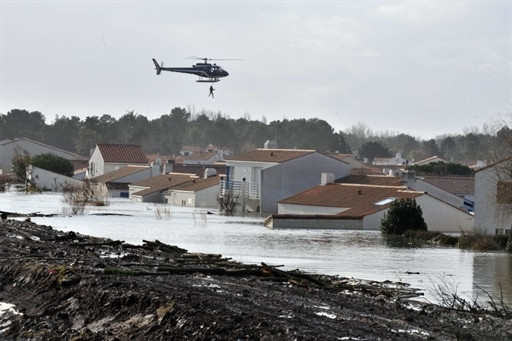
[227,149,315,163]
[130,173,196,196]
[70,160,89,171]
[91,165,150,183]
[182,151,218,162]
[172,164,227,177]
[418,176,474,196]
[97,144,148,164]
[166,175,220,192]
[337,174,404,186]
[280,183,424,218]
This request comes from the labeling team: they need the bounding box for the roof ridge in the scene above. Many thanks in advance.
[338,183,408,189]
[255,148,315,152]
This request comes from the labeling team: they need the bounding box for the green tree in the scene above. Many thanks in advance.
[75,129,100,156]
[440,136,457,161]
[386,133,420,159]
[1,109,46,141]
[116,110,150,146]
[381,198,427,235]
[407,161,473,176]
[11,148,32,181]
[31,153,74,177]
[332,132,352,154]
[359,141,391,162]
[44,115,82,153]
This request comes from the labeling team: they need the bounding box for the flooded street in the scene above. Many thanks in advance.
[1,192,511,306]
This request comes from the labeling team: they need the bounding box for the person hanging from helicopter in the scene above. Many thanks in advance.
[209,85,215,98]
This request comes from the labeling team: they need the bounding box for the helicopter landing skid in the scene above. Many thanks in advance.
[196,79,220,83]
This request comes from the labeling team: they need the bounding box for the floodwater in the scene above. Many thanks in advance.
[1,192,511,307]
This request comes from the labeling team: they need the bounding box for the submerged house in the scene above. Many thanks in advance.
[474,158,512,234]
[91,165,154,198]
[404,172,475,213]
[163,175,220,208]
[223,148,350,214]
[267,181,474,233]
[129,173,197,203]
[28,166,84,191]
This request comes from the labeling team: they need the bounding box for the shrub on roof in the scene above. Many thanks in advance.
[381,198,427,235]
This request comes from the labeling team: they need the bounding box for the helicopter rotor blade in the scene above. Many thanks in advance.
[186,56,243,62]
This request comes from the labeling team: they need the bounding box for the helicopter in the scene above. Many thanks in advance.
[152,56,232,83]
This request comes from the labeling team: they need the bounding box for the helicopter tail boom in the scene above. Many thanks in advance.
[152,58,162,75]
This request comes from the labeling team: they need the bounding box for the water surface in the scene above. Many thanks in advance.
[1,192,510,306]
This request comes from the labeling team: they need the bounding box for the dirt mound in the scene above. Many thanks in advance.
[0,219,510,340]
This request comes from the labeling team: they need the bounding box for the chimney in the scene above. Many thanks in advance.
[402,170,416,188]
[264,140,278,149]
[320,172,334,186]
[204,168,217,178]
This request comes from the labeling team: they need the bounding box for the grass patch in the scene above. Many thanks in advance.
[457,232,507,251]
[387,230,508,251]
[429,276,512,318]
[401,230,458,247]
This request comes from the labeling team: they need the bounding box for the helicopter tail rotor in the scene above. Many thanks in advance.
[152,58,162,75]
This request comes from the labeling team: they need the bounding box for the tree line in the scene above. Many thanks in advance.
[1,108,510,163]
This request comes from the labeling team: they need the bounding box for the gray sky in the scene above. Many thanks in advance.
[1,1,511,140]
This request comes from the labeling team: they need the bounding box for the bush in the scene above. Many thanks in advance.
[31,153,74,177]
[217,193,239,216]
[62,181,109,215]
[507,234,512,253]
[458,232,507,251]
[381,198,427,235]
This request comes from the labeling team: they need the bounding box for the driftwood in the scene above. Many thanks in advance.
[0,218,424,300]
[142,239,187,254]
[0,210,56,218]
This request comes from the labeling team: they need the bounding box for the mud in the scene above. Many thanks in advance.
[0,219,511,340]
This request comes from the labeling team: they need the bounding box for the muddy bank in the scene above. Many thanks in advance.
[0,219,510,340]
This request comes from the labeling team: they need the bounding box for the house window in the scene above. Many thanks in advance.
[497,181,512,204]
[181,200,187,206]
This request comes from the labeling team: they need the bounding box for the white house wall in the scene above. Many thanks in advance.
[129,185,148,198]
[227,161,277,183]
[29,166,84,191]
[416,195,474,233]
[362,196,473,232]
[194,186,219,208]
[88,148,105,177]
[131,191,162,203]
[166,191,194,206]
[104,163,132,175]
[261,153,350,213]
[166,186,218,208]
[277,202,345,215]
[475,166,512,234]
[362,211,387,231]
[269,217,363,230]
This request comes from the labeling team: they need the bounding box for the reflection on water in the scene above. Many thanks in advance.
[1,192,510,306]
[473,254,512,306]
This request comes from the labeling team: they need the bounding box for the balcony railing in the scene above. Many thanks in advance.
[220,180,259,199]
